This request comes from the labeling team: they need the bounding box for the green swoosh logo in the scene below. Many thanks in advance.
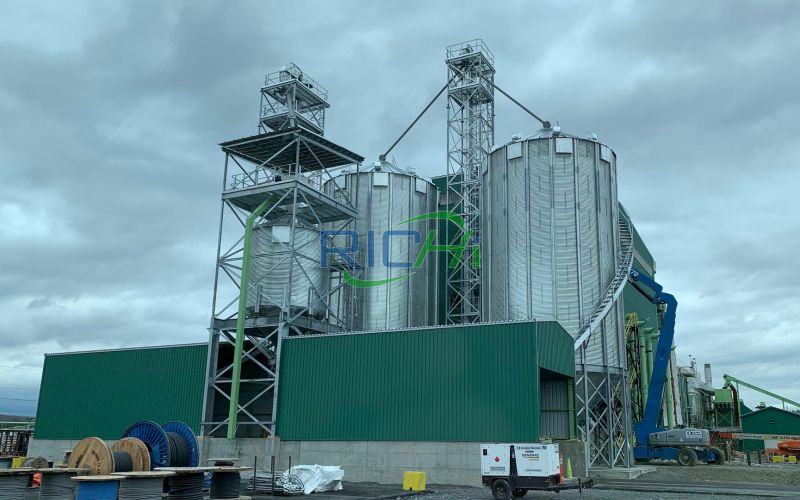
[397,211,465,230]
[343,270,411,288]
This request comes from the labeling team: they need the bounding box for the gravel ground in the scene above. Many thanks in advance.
[249,464,800,500]
[416,485,776,499]
[641,462,800,486]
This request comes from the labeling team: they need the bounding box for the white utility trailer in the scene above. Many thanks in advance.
[480,443,591,499]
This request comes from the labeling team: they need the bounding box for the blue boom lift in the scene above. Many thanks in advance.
[628,268,724,466]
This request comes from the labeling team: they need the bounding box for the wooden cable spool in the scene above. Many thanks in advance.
[68,436,151,475]
[68,437,115,475]
[111,438,151,472]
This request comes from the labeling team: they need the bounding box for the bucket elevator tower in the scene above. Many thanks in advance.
[202,64,363,438]
[445,40,495,324]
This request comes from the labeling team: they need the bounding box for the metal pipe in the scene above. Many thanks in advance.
[665,353,675,429]
[704,363,713,387]
[227,196,277,439]
[485,81,548,126]
[638,329,648,406]
[645,336,655,414]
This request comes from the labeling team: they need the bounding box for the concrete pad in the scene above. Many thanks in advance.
[589,465,656,479]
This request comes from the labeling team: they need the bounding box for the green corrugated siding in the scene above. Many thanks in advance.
[276,321,574,441]
[742,407,800,435]
[631,226,654,270]
[35,344,207,440]
[536,322,575,377]
[741,407,800,451]
[431,175,447,192]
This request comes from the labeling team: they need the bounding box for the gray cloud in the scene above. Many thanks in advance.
[1,0,799,414]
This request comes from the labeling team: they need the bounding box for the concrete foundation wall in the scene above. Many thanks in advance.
[202,438,483,486]
[29,437,589,486]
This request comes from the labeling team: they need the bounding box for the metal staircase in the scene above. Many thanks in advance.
[574,211,634,350]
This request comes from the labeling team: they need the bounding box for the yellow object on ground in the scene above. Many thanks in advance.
[565,457,573,479]
[789,456,797,463]
[11,457,25,468]
[772,455,784,463]
[403,471,426,491]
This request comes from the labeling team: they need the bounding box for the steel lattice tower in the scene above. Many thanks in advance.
[202,64,362,439]
[445,40,495,324]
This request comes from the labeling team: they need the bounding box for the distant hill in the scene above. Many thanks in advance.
[0,414,34,422]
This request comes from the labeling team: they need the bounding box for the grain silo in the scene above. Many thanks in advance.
[482,127,623,365]
[325,162,439,330]
[482,125,631,467]
[248,224,329,319]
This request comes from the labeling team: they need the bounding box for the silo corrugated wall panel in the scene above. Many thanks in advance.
[553,151,579,333]
[488,152,508,318]
[507,154,528,318]
[577,142,600,322]
[276,321,574,441]
[35,344,207,440]
[529,141,554,319]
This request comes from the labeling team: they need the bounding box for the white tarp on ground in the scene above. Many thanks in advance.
[285,465,344,494]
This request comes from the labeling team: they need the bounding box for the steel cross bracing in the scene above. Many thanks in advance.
[576,368,631,468]
[445,40,494,324]
[202,121,363,438]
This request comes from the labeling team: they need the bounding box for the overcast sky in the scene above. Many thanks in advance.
[1,0,799,416]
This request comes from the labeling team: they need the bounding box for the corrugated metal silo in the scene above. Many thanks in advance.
[325,163,438,330]
[481,128,624,370]
[248,224,329,318]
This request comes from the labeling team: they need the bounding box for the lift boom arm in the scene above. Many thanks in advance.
[628,267,677,443]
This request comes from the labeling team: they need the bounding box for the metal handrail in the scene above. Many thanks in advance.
[446,39,494,64]
[263,63,328,101]
[229,169,323,192]
[574,213,634,350]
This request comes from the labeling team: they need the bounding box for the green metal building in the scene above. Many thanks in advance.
[740,407,800,452]
[276,321,575,442]
[34,344,207,440]
[35,321,576,443]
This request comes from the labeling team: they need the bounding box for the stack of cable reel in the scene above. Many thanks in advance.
[122,421,199,468]
[63,420,200,499]
[68,436,151,474]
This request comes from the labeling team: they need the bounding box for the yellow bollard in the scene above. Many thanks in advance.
[402,471,426,491]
